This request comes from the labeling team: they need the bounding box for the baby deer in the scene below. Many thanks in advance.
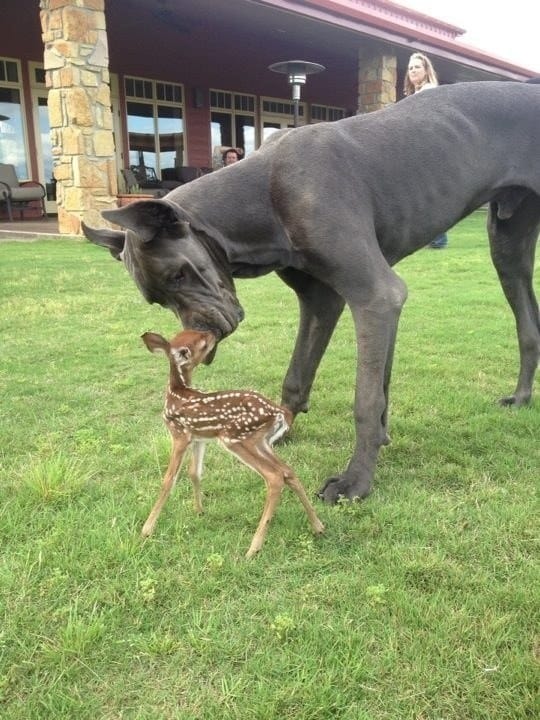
[141,329,324,558]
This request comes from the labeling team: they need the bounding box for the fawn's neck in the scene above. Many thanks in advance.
[168,360,193,392]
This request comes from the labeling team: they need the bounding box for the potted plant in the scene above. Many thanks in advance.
[116,184,157,206]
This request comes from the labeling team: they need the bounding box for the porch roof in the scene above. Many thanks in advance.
[227,0,536,79]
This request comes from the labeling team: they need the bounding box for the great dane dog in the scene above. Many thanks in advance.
[83,80,540,503]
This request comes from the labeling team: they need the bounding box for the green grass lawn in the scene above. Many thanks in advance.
[1,212,538,719]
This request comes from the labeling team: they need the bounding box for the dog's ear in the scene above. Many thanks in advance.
[102,200,189,243]
[82,221,126,260]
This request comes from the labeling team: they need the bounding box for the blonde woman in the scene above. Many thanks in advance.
[404,52,439,95]
[404,52,449,248]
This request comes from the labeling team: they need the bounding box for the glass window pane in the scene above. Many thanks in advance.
[6,62,18,83]
[328,108,345,121]
[210,112,232,148]
[128,78,154,100]
[0,87,27,178]
[0,60,19,83]
[34,67,46,86]
[234,94,255,112]
[143,81,153,99]
[127,101,156,169]
[38,96,53,185]
[235,115,255,156]
[156,83,182,104]
[211,91,231,110]
[157,104,183,171]
[311,105,326,121]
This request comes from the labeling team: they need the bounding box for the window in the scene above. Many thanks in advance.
[210,90,256,159]
[0,58,29,178]
[33,67,46,86]
[0,58,19,83]
[310,104,347,123]
[262,98,305,118]
[124,76,184,176]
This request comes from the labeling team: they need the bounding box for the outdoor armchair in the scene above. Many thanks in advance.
[0,163,46,221]
[121,168,167,197]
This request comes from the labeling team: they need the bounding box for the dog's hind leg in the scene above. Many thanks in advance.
[488,191,540,406]
[276,268,345,417]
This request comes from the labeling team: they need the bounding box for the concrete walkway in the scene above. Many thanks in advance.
[0,216,70,240]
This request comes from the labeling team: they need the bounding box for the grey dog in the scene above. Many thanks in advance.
[83,80,539,503]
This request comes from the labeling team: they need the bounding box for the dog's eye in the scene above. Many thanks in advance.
[170,270,184,286]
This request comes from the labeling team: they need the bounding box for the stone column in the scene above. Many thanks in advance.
[357,52,397,113]
[40,0,116,234]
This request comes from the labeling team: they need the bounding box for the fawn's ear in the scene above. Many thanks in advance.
[141,332,170,355]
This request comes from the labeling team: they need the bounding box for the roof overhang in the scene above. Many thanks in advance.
[250,0,535,80]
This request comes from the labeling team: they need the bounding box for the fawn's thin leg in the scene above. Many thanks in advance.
[246,474,284,559]
[188,440,206,514]
[258,443,325,535]
[282,473,325,535]
[224,439,285,558]
[142,432,190,537]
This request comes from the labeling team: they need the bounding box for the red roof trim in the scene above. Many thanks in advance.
[254,0,536,77]
[296,0,465,39]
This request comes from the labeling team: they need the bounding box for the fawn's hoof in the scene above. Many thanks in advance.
[312,519,325,535]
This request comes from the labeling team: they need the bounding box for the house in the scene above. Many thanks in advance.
[0,0,535,233]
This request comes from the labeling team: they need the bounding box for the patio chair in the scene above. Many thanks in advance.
[0,163,46,221]
[130,164,164,190]
[121,168,166,197]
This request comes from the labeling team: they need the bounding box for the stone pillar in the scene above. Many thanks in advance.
[357,52,397,113]
[40,0,117,234]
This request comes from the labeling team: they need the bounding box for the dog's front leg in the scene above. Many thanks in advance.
[277,269,345,418]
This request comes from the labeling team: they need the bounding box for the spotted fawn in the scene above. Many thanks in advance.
[141,329,324,558]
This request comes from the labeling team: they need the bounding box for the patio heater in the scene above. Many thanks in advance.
[268,60,325,128]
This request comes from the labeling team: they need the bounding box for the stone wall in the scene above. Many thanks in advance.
[357,53,397,113]
[40,0,116,234]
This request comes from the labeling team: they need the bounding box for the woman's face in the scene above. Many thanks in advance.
[224,151,239,165]
[408,58,427,87]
